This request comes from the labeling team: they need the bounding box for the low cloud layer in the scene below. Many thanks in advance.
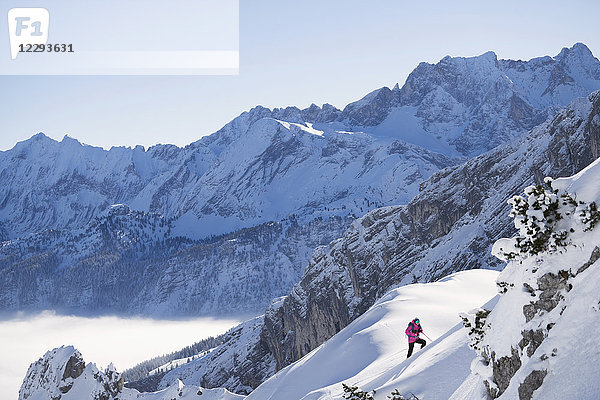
[0,311,241,399]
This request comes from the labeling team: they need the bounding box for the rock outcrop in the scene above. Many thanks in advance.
[18,346,124,400]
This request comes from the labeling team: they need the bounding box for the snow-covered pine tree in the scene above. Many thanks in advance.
[342,383,376,400]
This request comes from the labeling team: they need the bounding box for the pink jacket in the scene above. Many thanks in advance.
[405,320,422,343]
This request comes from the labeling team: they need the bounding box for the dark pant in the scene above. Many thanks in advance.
[407,338,426,358]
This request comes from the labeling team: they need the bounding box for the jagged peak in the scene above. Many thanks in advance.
[430,50,498,66]
[19,345,126,400]
[61,134,82,146]
[22,132,56,145]
[342,86,393,110]
[438,50,499,70]
[480,50,498,60]
[6,132,58,154]
[247,104,271,114]
[556,42,594,60]
[32,131,52,140]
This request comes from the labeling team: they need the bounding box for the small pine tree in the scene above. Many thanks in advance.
[387,390,420,400]
[578,201,600,231]
[342,383,376,400]
[387,389,405,400]
[459,308,491,351]
[496,177,600,261]
[496,178,578,260]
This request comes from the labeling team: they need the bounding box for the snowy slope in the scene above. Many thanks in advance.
[454,159,600,399]
[19,270,499,400]
[246,270,499,400]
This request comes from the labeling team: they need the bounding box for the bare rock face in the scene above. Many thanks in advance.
[489,348,522,397]
[62,354,85,380]
[518,370,548,400]
[522,271,570,323]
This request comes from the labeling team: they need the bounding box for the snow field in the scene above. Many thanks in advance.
[247,269,500,400]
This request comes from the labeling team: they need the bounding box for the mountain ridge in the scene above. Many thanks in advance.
[1,44,599,317]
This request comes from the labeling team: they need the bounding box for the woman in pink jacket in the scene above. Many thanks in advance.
[405,317,426,358]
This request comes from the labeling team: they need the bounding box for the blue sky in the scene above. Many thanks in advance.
[1,0,599,150]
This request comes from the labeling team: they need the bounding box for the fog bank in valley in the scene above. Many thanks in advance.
[0,312,241,400]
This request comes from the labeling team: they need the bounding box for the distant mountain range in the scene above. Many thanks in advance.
[1,43,599,316]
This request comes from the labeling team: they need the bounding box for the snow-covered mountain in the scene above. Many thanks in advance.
[0,209,352,315]
[22,158,600,399]
[18,346,244,400]
[0,112,454,315]
[2,43,598,240]
[340,42,600,156]
[2,44,599,316]
[18,91,600,400]
[0,115,453,241]
[138,90,600,393]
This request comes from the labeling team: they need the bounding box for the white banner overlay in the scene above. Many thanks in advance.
[1,1,239,75]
